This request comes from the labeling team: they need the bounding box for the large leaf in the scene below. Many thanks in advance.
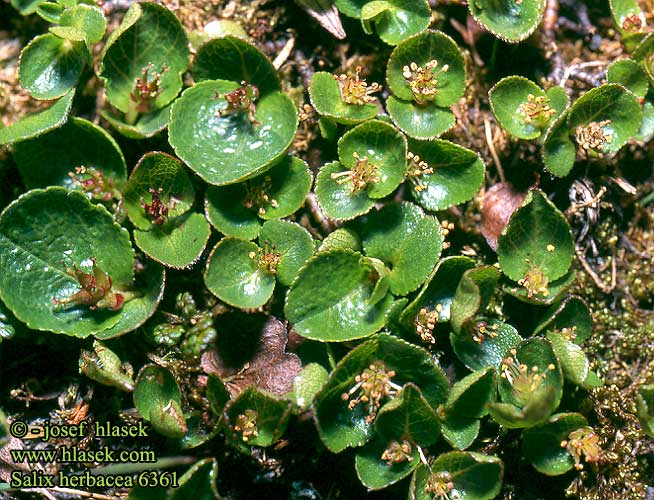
[468,0,546,43]
[99,2,189,113]
[50,4,107,44]
[0,188,135,337]
[285,250,394,341]
[360,0,430,45]
[169,80,298,186]
[386,96,456,140]
[451,318,522,372]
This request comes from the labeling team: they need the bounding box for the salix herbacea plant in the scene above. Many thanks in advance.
[0,1,643,498]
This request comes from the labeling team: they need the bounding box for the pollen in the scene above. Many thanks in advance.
[402,60,449,105]
[341,361,403,423]
[547,244,555,252]
[334,65,381,106]
[242,176,279,216]
[424,470,460,499]
[561,426,602,470]
[233,409,259,442]
[381,440,414,465]
[500,349,555,406]
[414,306,441,344]
[249,242,281,274]
[575,120,613,152]
[330,152,381,193]
[518,94,555,129]
[406,152,434,192]
[518,263,550,298]
[470,320,499,344]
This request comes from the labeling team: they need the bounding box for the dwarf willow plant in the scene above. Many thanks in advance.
[0,1,629,498]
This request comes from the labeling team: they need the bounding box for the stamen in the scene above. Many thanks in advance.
[215,81,261,125]
[381,440,414,465]
[575,120,613,153]
[560,426,602,470]
[402,60,449,105]
[330,152,381,193]
[414,305,442,344]
[406,152,434,192]
[518,94,555,129]
[334,66,381,106]
[340,361,402,424]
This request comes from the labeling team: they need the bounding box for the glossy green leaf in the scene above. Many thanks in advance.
[445,367,496,419]
[635,101,654,142]
[542,110,576,177]
[318,227,362,253]
[36,2,64,23]
[451,318,522,372]
[11,0,46,15]
[168,458,220,500]
[101,105,171,139]
[360,0,430,45]
[14,117,126,192]
[355,437,419,490]
[124,152,195,230]
[546,331,591,386]
[309,71,379,125]
[224,387,292,447]
[337,119,407,198]
[193,36,280,94]
[610,0,648,48]
[315,161,376,221]
[19,34,87,100]
[258,220,314,287]
[607,59,650,98]
[133,364,187,438]
[450,266,500,335]
[79,340,135,391]
[522,413,588,475]
[0,188,134,337]
[99,2,189,113]
[386,96,456,139]
[204,238,276,309]
[314,333,449,452]
[407,138,485,211]
[468,0,546,43]
[386,30,466,106]
[292,363,329,410]
[169,80,298,186]
[207,374,231,417]
[50,5,107,44]
[633,32,654,84]
[0,301,17,343]
[497,189,574,288]
[355,202,442,296]
[204,156,312,239]
[334,0,366,17]
[410,451,503,500]
[285,250,394,341]
[504,269,576,306]
[441,414,481,450]
[134,213,211,269]
[534,296,593,344]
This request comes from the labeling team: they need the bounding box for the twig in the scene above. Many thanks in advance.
[306,192,332,234]
[483,118,505,183]
[576,249,615,293]
[273,37,295,70]
[559,61,608,88]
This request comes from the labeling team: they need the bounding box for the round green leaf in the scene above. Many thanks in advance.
[386,30,466,106]
[633,32,654,84]
[497,189,574,284]
[0,188,134,337]
[123,152,195,230]
[134,213,211,269]
[101,105,171,139]
[410,451,503,500]
[193,36,280,94]
[99,2,190,113]
[36,2,64,23]
[19,34,87,100]
[607,59,650,98]
[204,183,262,240]
[407,138,485,211]
[169,80,298,186]
[50,5,107,44]
[315,161,376,221]
[386,96,456,139]
[225,387,292,447]
[284,250,394,341]
[354,438,419,490]
[259,220,314,287]
[545,331,590,386]
[489,76,556,140]
[468,0,546,43]
[566,83,642,154]
[14,117,126,192]
[309,71,379,125]
[445,367,496,419]
[356,202,442,296]
[542,110,576,177]
[450,266,500,335]
[522,413,588,475]
[204,238,276,309]
[337,119,407,198]
[318,227,362,253]
[334,0,366,17]
[360,0,430,45]
[314,333,449,452]
[441,415,481,450]
[534,295,593,344]
[451,318,522,372]
[134,364,187,438]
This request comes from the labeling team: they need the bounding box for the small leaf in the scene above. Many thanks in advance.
[169,458,220,500]
[36,2,64,23]
[387,29,466,106]
[468,0,546,43]
[360,0,431,45]
[318,227,362,253]
[204,238,276,309]
[607,59,650,98]
[522,413,588,475]
[193,36,280,94]
[450,266,500,334]
[19,34,87,100]
[445,367,496,419]
[309,71,379,125]
[313,332,449,452]
[355,437,419,490]
[134,364,187,438]
[441,414,481,450]
[0,301,17,343]
[79,340,134,391]
[207,374,231,417]
[14,117,126,192]
[315,161,376,221]
[546,331,590,386]
[542,110,576,177]
[386,96,456,139]
[355,202,443,296]
[480,182,527,251]
[224,387,292,447]
[258,220,314,287]
[50,4,107,45]
[451,318,522,372]
[534,296,593,344]
[99,2,190,113]
[285,250,394,341]
[497,189,574,292]
[410,451,503,500]
[168,80,298,186]
[292,363,329,410]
